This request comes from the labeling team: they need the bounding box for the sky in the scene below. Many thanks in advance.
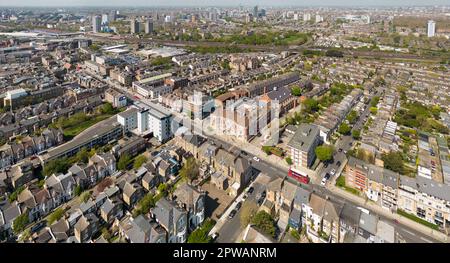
[0,0,449,7]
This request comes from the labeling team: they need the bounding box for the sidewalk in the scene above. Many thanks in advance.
[208,181,255,236]
[329,184,449,243]
[212,133,290,172]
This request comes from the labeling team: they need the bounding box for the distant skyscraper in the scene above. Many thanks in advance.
[110,11,116,22]
[209,12,217,21]
[427,20,436,37]
[253,6,258,18]
[245,14,253,23]
[101,14,109,25]
[293,13,299,21]
[92,15,101,33]
[260,9,266,17]
[303,13,311,22]
[144,18,154,34]
[315,14,323,23]
[131,18,139,34]
[191,14,198,23]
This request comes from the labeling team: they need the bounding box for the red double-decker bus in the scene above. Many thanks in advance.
[288,167,310,184]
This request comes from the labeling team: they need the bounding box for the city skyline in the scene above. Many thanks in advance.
[1,0,450,7]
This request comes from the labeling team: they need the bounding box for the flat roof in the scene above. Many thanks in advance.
[40,116,122,161]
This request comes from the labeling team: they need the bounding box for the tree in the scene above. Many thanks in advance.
[133,155,148,169]
[101,227,112,241]
[8,186,25,202]
[352,129,361,140]
[251,211,276,238]
[157,183,168,196]
[338,123,351,135]
[315,145,334,162]
[285,157,293,165]
[187,219,215,243]
[179,157,199,183]
[80,191,92,203]
[302,98,319,113]
[381,151,404,174]
[75,147,89,164]
[291,85,301,97]
[74,185,83,196]
[133,193,155,217]
[346,110,358,124]
[19,228,31,242]
[100,103,114,114]
[240,201,258,228]
[117,154,132,171]
[325,49,344,57]
[43,158,69,177]
[370,107,378,115]
[48,208,65,225]
[13,213,29,235]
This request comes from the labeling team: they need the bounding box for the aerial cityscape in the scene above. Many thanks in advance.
[0,1,449,245]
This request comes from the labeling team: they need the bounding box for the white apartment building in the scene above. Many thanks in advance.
[117,108,138,133]
[119,102,173,143]
[427,20,436,38]
[398,176,450,229]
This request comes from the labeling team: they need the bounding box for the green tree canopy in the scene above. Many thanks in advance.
[291,85,302,96]
[381,151,404,174]
[352,129,361,140]
[302,98,319,113]
[13,213,29,234]
[80,191,92,203]
[133,193,155,217]
[315,145,334,162]
[117,154,132,171]
[338,123,351,135]
[43,158,69,177]
[48,208,65,225]
[179,157,200,183]
[251,211,276,238]
[187,219,215,243]
[346,110,358,124]
[75,147,90,164]
[133,155,148,170]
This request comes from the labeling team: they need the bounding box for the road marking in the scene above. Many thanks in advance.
[420,237,433,243]
[403,229,416,236]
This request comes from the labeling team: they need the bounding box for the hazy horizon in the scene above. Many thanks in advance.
[0,0,449,7]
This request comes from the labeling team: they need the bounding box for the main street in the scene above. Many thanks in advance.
[207,134,442,243]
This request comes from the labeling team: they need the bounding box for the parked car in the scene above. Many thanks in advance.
[324,163,329,168]
[257,197,265,206]
[261,191,266,198]
[330,169,336,176]
[211,232,219,241]
[31,220,47,233]
[235,202,242,211]
[228,210,237,219]
[338,148,343,152]
[248,186,254,194]
[336,161,342,166]
[321,177,327,186]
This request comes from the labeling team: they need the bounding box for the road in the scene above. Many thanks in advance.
[317,86,384,184]
[215,180,266,243]
[206,131,442,243]
[90,69,444,243]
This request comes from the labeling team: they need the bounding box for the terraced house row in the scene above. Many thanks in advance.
[346,156,450,231]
